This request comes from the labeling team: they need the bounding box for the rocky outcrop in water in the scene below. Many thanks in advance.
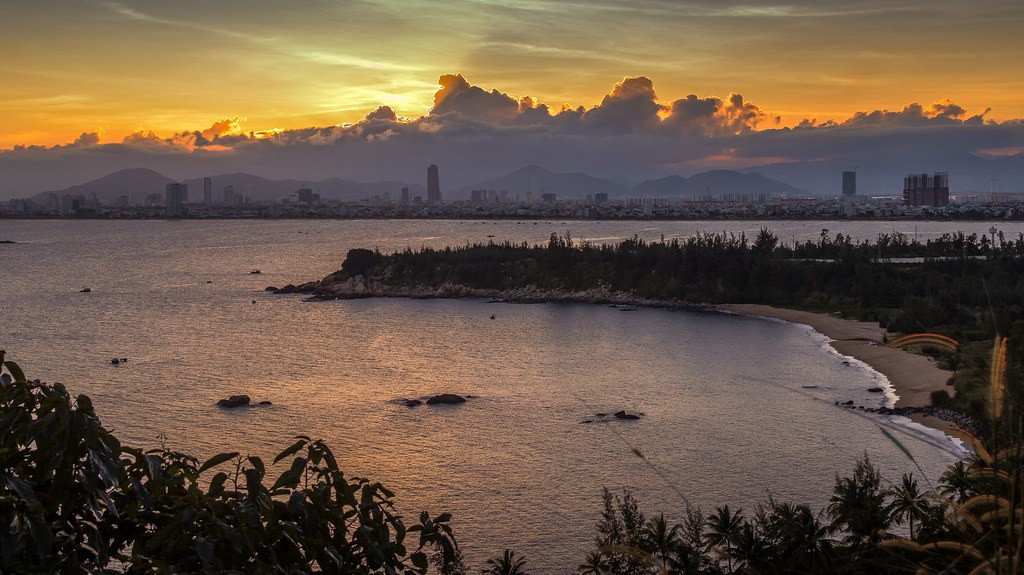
[217,394,250,408]
[426,393,467,405]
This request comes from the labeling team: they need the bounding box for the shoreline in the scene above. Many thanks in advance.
[274,275,973,443]
[720,304,971,443]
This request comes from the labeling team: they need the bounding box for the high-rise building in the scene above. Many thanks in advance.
[903,172,950,206]
[401,187,410,205]
[203,177,213,205]
[842,171,856,196]
[223,185,243,206]
[165,183,187,216]
[426,164,441,204]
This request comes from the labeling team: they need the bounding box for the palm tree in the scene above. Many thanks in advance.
[706,505,744,573]
[730,521,771,574]
[828,455,892,545]
[766,501,835,572]
[890,473,931,540]
[483,549,529,575]
[938,460,975,504]
[577,551,606,575]
[642,514,683,570]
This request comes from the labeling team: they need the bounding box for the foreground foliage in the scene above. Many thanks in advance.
[0,350,458,574]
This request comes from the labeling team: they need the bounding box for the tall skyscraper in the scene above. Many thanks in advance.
[401,187,410,205]
[903,172,950,206]
[842,171,856,196]
[165,183,186,217]
[426,164,441,204]
[203,177,213,205]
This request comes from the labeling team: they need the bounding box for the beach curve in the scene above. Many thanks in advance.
[720,304,970,443]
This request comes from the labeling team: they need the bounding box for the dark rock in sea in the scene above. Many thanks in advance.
[614,410,641,420]
[250,270,262,274]
[867,387,884,393]
[405,399,423,407]
[581,419,593,424]
[426,393,467,405]
[595,413,607,417]
[217,394,251,408]
[80,288,92,293]
[0,240,15,244]
[265,286,278,291]
[844,400,855,405]
[802,385,818,389]
[258,400,272,405]
[206,280,212,284]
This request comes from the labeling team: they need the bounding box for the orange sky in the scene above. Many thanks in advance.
[2,1,1022,150]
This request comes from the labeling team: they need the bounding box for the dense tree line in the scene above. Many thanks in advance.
[367,230,1024,336]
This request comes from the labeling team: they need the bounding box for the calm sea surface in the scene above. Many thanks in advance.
[2,219,1012,573]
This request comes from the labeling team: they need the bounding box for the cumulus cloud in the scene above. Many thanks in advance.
[430,73,519,122]
[840,99,991,127]
[365,105,398,122]
[201,117,242,140]
[663,92,778,136]
[577,76,664,134]
[69,131,103,147]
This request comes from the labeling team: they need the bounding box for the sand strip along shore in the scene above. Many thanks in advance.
[720,304,968,441]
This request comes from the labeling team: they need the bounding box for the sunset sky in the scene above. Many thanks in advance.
[4,0,1022,147]
[2,0,1023,196]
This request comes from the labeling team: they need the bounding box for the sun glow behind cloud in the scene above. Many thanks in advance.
[1,0,1022,149]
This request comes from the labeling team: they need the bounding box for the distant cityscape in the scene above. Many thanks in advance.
[3,165,1022,221]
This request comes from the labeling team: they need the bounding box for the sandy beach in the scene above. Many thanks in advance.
[721,304,966,439]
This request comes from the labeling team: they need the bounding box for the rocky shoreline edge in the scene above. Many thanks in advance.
[267,273,715,311]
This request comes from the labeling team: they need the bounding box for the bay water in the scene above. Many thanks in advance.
[2,219,1004,572]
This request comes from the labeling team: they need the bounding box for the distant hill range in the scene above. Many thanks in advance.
[35,165,810,205]
[32,168,176,205]
[457,165,808,200]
